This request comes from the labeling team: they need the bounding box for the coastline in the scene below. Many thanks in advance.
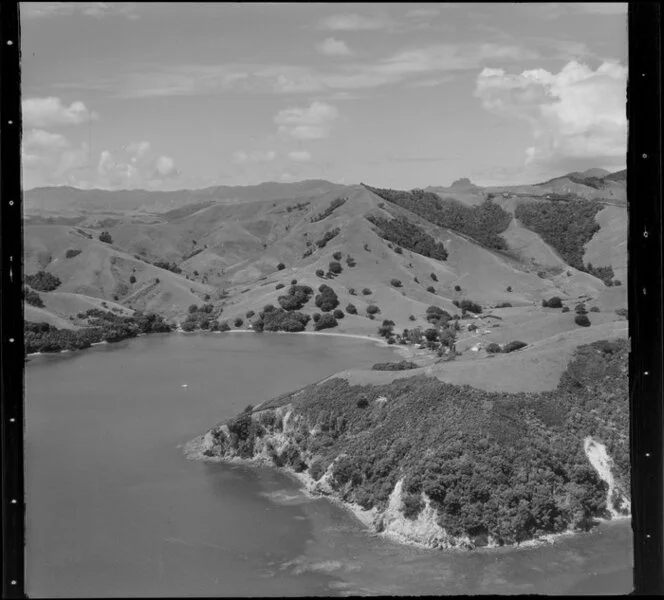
[183,434,617,553]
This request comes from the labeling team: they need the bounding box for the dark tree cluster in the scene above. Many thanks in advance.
[181,304,218,331]
[278,284,314,311]
[515,199,605,272]
[365,214,448,261]
[363,185,512,252]
[310,197,347,223]
[371,360,419,371]
[152,260,182,274]
[65,249,82,259]
[314,313,338,331]
[453,299,482,314]
[25,310,173,354]
[253,305,311,333]
[24,287,44,307]
[542,296,563,308]
[315,228,341,249]
[315,284,340,312]
[99,231,113,244]
[25,271,62,292]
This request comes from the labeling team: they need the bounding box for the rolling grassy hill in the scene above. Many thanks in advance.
[24,170,626,367]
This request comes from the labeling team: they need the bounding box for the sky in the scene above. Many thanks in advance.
[20,2,628,191]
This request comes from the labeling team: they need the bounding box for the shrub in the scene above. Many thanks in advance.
[362,288,372,295]
[328,261,343,274]
[357,397,370,409]
[315,228,341,249]
[25,271,62,292]
[506,286,512,292]
[363,243,370,252]
[430,273,438,281]
[394,246,403,254]
[220,321,231,331]
[346,303,357,315]
[24,287,44,307]
[129,275,136,284]
[277,263,286,270]
[366,305,380,315]
[425,306,452,325]
[155,278,160,284]
[181,321,196,332]
[615,308,628,318]
[316,269,325,277]
[543,296,563,308]
[427,286,436,294]
[65,248,82,259]
[333,251,343,261]
[313,313,321,323]
[291,279,298,285]
[246,310,255,319]
[495,303,512,308]
[562,306,570,313]
[310,197,346,223]
[575,314,591,327]
[314,313,338,331]
[613,280,622,286]
[391,279,402,288]
[409,315,416,321]
[333,309,345,319]
[234,318,244,328]
[348,288,356,296]
[274,283,285,290]
[503,341,528,353]
[99,231,113,244]
[575,303,588,315]
[486,343,502,353]
[346,256,356,267]
[454,285,462,292]
[372,360,419,371]
[589,306,600,313]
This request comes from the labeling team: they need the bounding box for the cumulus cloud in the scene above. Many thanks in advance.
[405,8,441,18]
[22,2,140,19]
[317,37,353,57]
[475,60,627,172]
[287,150,312,162]
[22,131,180,190]
[95,141,180,189]
[274,101,339,140]
[318,13,392,31]
[23,97,99,128]
[232,150,277,164]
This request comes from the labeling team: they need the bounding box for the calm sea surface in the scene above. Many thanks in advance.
[25,332,633,597]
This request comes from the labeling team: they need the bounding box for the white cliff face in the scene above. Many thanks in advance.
[376,479,473,549]
[584,436,631,518]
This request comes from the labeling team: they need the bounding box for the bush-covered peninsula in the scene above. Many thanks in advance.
[194,339,630,549]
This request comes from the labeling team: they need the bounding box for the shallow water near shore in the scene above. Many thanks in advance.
[25,332,633,597]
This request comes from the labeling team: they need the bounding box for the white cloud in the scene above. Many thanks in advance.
[288,150,311,162]
[23,128,70,151]
[475,60,627,172]
[95,142,180,189]
[317,37,353,57]
[274,101,339,140]
[318,13,392,31]
[232,150,277,164]
[21,2,140,19]
[405,8,441,18]
[23,97,98,128]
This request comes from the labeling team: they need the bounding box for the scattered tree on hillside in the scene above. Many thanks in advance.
[362,288,372,295]
[278,285,314,311]
[427,286,436,294]
[329,261,343,274]
[129,275,137,284]
[542,296,563,308]
[346,303,358,314]
[333,251,343,260]
[316,269,325,277]
[277,262,286,271]
[65,249,82,259]
[391,279,403,287]
[315,284,340,312]
[575,314,591,327]
[99,231,113,244]
[366,304,380,315]
[430,273,438,281]
[333,309,345,319]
